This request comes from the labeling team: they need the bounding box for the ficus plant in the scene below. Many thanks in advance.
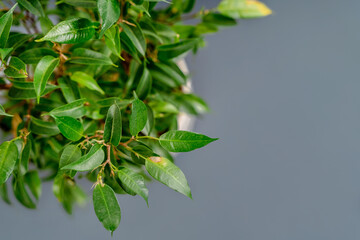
[0,0,271,235]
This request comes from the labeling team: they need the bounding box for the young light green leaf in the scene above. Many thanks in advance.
[105,25,122,59]
[157,39,198,61]
[203,13,236,26]
[70,48,115,66]
[104,104,122,146]
[0,141,18,185]
[119,20,146,56]
[93,184,121,233]
[24,171,42,200]
[218,0,272,19]
[130,96,147,136]
[17,0,45,17]
[0,104,13,117]
[36,18,97,44]
[34,56,60,103]
[19,48,58,64]
[145,156,191,198]
[30,117,60,136]
[70,71,105,95]
[98,0,120,37]
[62,143,104,171]
[54,116,84,141]
[0,48,13,60]
[159,130,218,152]
[49,99,86,118]
[117,167,148,205]
[4,57,27,78]
[0,4,17,48]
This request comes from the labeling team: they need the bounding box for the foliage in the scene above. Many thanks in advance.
[0,0,271,234]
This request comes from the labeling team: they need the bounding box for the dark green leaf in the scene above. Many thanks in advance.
[13,176,36,209]
[0,4,17,48]
[0,141,18,184]
[93,184,121,233]
[117,167,148,205]
[70,48,115,66]
[34,55,60,103]
[119,20,146,56]
[58,77,81,103]
[159,130,218,152]
[49,99,86,118]
[63,0,97,8]
[98,0,120,37]
[24,171,42,200]
[36,18,97,44]
[9,81,58,100]
[0,183,11,204]
[157,39,198,60]
[59,145,82,169]
[203,13,236,26]
[30,117,60,136]
[62,143,104,171]
[145,156,191,198]
[130,96,147,136]
[54,116,84,141]
[104,104,122,146]
[19,48,58,64]
[135,67,152,100]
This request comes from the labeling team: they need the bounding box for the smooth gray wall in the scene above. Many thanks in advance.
[2,0,360,239]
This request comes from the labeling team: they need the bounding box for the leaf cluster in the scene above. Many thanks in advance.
[0,0,271,234]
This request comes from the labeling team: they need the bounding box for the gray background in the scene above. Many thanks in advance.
[1,0,360,239]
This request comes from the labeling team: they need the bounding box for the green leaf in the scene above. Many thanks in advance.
[36,18,97,44]
[4,57,27,78]
[117,167,148,205]
[70,71,105,95]
[203,13,236,26]
[119,20,146,56]
[17,0,45,17]
[54,116,84,141]
[135,67,152,100]
[145,156,191,198]
[93,184,121,233]
[34,55,60,103]
[19,139,31,174]
[0,141,18,185]
[13,175,36,209]
[150,61,186,88]
[104,104,122,146]
[63,0,97,8]
[30,117,60,136]
[0,183,11,204]
[157,39,198,60]
[59,145,82,169]
[130,96,147,136]
[0,48,13,60]
[0,104,13,117]
[70,48,115,66]
[0,4,17,48]
[98,0,120,37]
[218,0,272,19]
[105,25,122,59]
[49,99,86,118]
[159,130,218,152]
[24,171,42,200]
[8,81,58,100]
[62,143,104,171]
[19,48,58,64]
[58,77,81,103]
